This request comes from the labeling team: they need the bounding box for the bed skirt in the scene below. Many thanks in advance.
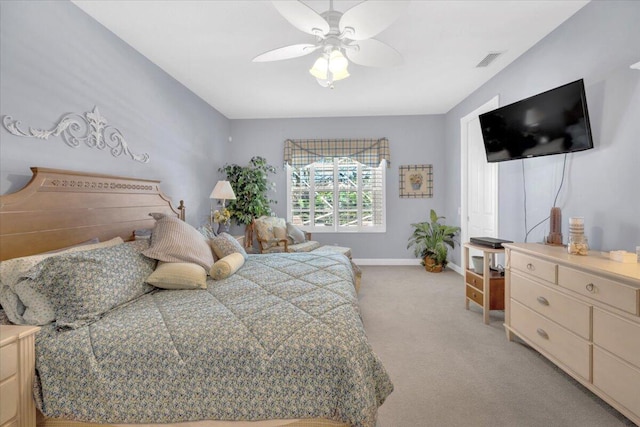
[38,412,350,427]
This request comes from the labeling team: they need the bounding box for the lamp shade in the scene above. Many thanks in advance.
[309,55,329,80]
[210,180,236,200]
[332,68,350,81]
[328,50,348,74]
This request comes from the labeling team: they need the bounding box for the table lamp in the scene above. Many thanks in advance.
[209,180,236,224]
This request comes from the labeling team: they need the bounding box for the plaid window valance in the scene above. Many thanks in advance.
[284,138,390,168]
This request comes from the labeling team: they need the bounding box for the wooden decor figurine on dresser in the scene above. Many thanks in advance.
[503,243,640,426]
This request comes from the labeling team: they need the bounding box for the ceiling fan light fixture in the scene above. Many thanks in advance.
[331,68,350,81]
[328,49,349,73]
[309,55,329,79]
[263,0,408,88]
[316,78,331,88]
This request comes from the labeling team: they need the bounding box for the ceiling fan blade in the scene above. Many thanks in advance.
[253,44,320,62]
[339,0,409,40]
[345,39,403,67]
[272,1,330,36]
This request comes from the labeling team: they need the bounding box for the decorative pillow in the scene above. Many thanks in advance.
[27,243,156,329]
[287,222,306,244]
[272,225,289,246]
[143,213,214,270]
[0,237,124,290]
[146,262,207,290]
[210,253,245,281]
[196,223,217,240]
[210,233,247,260]
[0,237,125,325]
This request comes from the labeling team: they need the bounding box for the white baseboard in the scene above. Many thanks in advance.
[353,259,464,275]
[447,262,463,275]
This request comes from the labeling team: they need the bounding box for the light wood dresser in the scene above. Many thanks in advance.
[0,325,39,427]
[503,243,640,425]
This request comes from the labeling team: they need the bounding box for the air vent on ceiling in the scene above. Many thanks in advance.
[476,52,503,68]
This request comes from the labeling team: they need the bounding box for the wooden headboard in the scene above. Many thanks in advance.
[0,167,184,260]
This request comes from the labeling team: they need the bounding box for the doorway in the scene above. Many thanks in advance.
[460,96,499,253]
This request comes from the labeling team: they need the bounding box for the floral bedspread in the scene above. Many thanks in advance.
[34,252,393,426]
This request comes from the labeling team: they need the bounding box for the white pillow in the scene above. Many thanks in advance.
[146,262,207,290]
[209,253,245,281]
[286,222,306,244]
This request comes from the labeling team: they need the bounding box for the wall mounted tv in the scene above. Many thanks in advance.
[479,79,593,163]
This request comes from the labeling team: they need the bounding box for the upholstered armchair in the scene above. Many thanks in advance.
[253,216,321,254]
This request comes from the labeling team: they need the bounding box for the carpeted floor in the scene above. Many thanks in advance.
[357,266,635,427]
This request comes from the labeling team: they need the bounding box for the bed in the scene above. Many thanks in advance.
[0,168,392,427]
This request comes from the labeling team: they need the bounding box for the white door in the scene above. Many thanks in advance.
[461,96,499,261]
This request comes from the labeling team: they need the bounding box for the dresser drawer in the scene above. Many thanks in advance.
[558,266,639,315]
[593,308,640,369]
[0,375,18,425]
[0,343,17,382]
[511,252,557,284]
[466,285,483,306]
[511,300,590,380]
[593,347,640,421]
[466,270,484,291]
[511,272,591,339]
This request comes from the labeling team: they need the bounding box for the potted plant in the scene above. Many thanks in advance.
[407,209,461,272]
[218,156,277,246]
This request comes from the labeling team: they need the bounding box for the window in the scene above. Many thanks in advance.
[287,157,386,233]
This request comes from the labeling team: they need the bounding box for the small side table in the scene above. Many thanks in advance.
[463,243,505,324]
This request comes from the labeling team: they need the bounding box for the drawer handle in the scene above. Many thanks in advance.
[536,328,549,339]
[527,263,535,271]
[537,296,549,306]
[472,292,477,298]
[586,283,595,293]
[473,279,477,285]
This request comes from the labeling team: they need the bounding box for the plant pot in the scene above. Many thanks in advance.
[423,256,444,273]
[472,256,484,274]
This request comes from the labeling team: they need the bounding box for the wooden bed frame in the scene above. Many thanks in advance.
[0,167,184,261]
[0,167,348,427]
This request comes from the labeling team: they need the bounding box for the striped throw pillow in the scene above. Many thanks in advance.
[142,214,214,270]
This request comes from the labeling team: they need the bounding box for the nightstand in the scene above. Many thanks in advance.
[463,243,505,324]
[0,325,40,427]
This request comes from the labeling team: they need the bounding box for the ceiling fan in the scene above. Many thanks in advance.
[253,0,409,88]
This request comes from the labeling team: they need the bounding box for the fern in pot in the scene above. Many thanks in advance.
[407,209,461,272]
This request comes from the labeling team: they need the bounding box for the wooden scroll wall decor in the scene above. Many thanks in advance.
[1,106,150,163]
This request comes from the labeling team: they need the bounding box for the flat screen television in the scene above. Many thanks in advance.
[479,79,593,163]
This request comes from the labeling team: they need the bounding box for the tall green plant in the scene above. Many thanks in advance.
[407,209,460,268]
[218,156,277,225]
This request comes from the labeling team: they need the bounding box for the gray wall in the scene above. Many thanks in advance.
[4,1,636,262]
[229,115,445,259]
[444,1,640,266]
[0,0,229,225]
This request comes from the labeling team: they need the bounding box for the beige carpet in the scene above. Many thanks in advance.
[358,266,635,427]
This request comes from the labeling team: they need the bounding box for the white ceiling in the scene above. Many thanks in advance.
[71,0,589,120]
